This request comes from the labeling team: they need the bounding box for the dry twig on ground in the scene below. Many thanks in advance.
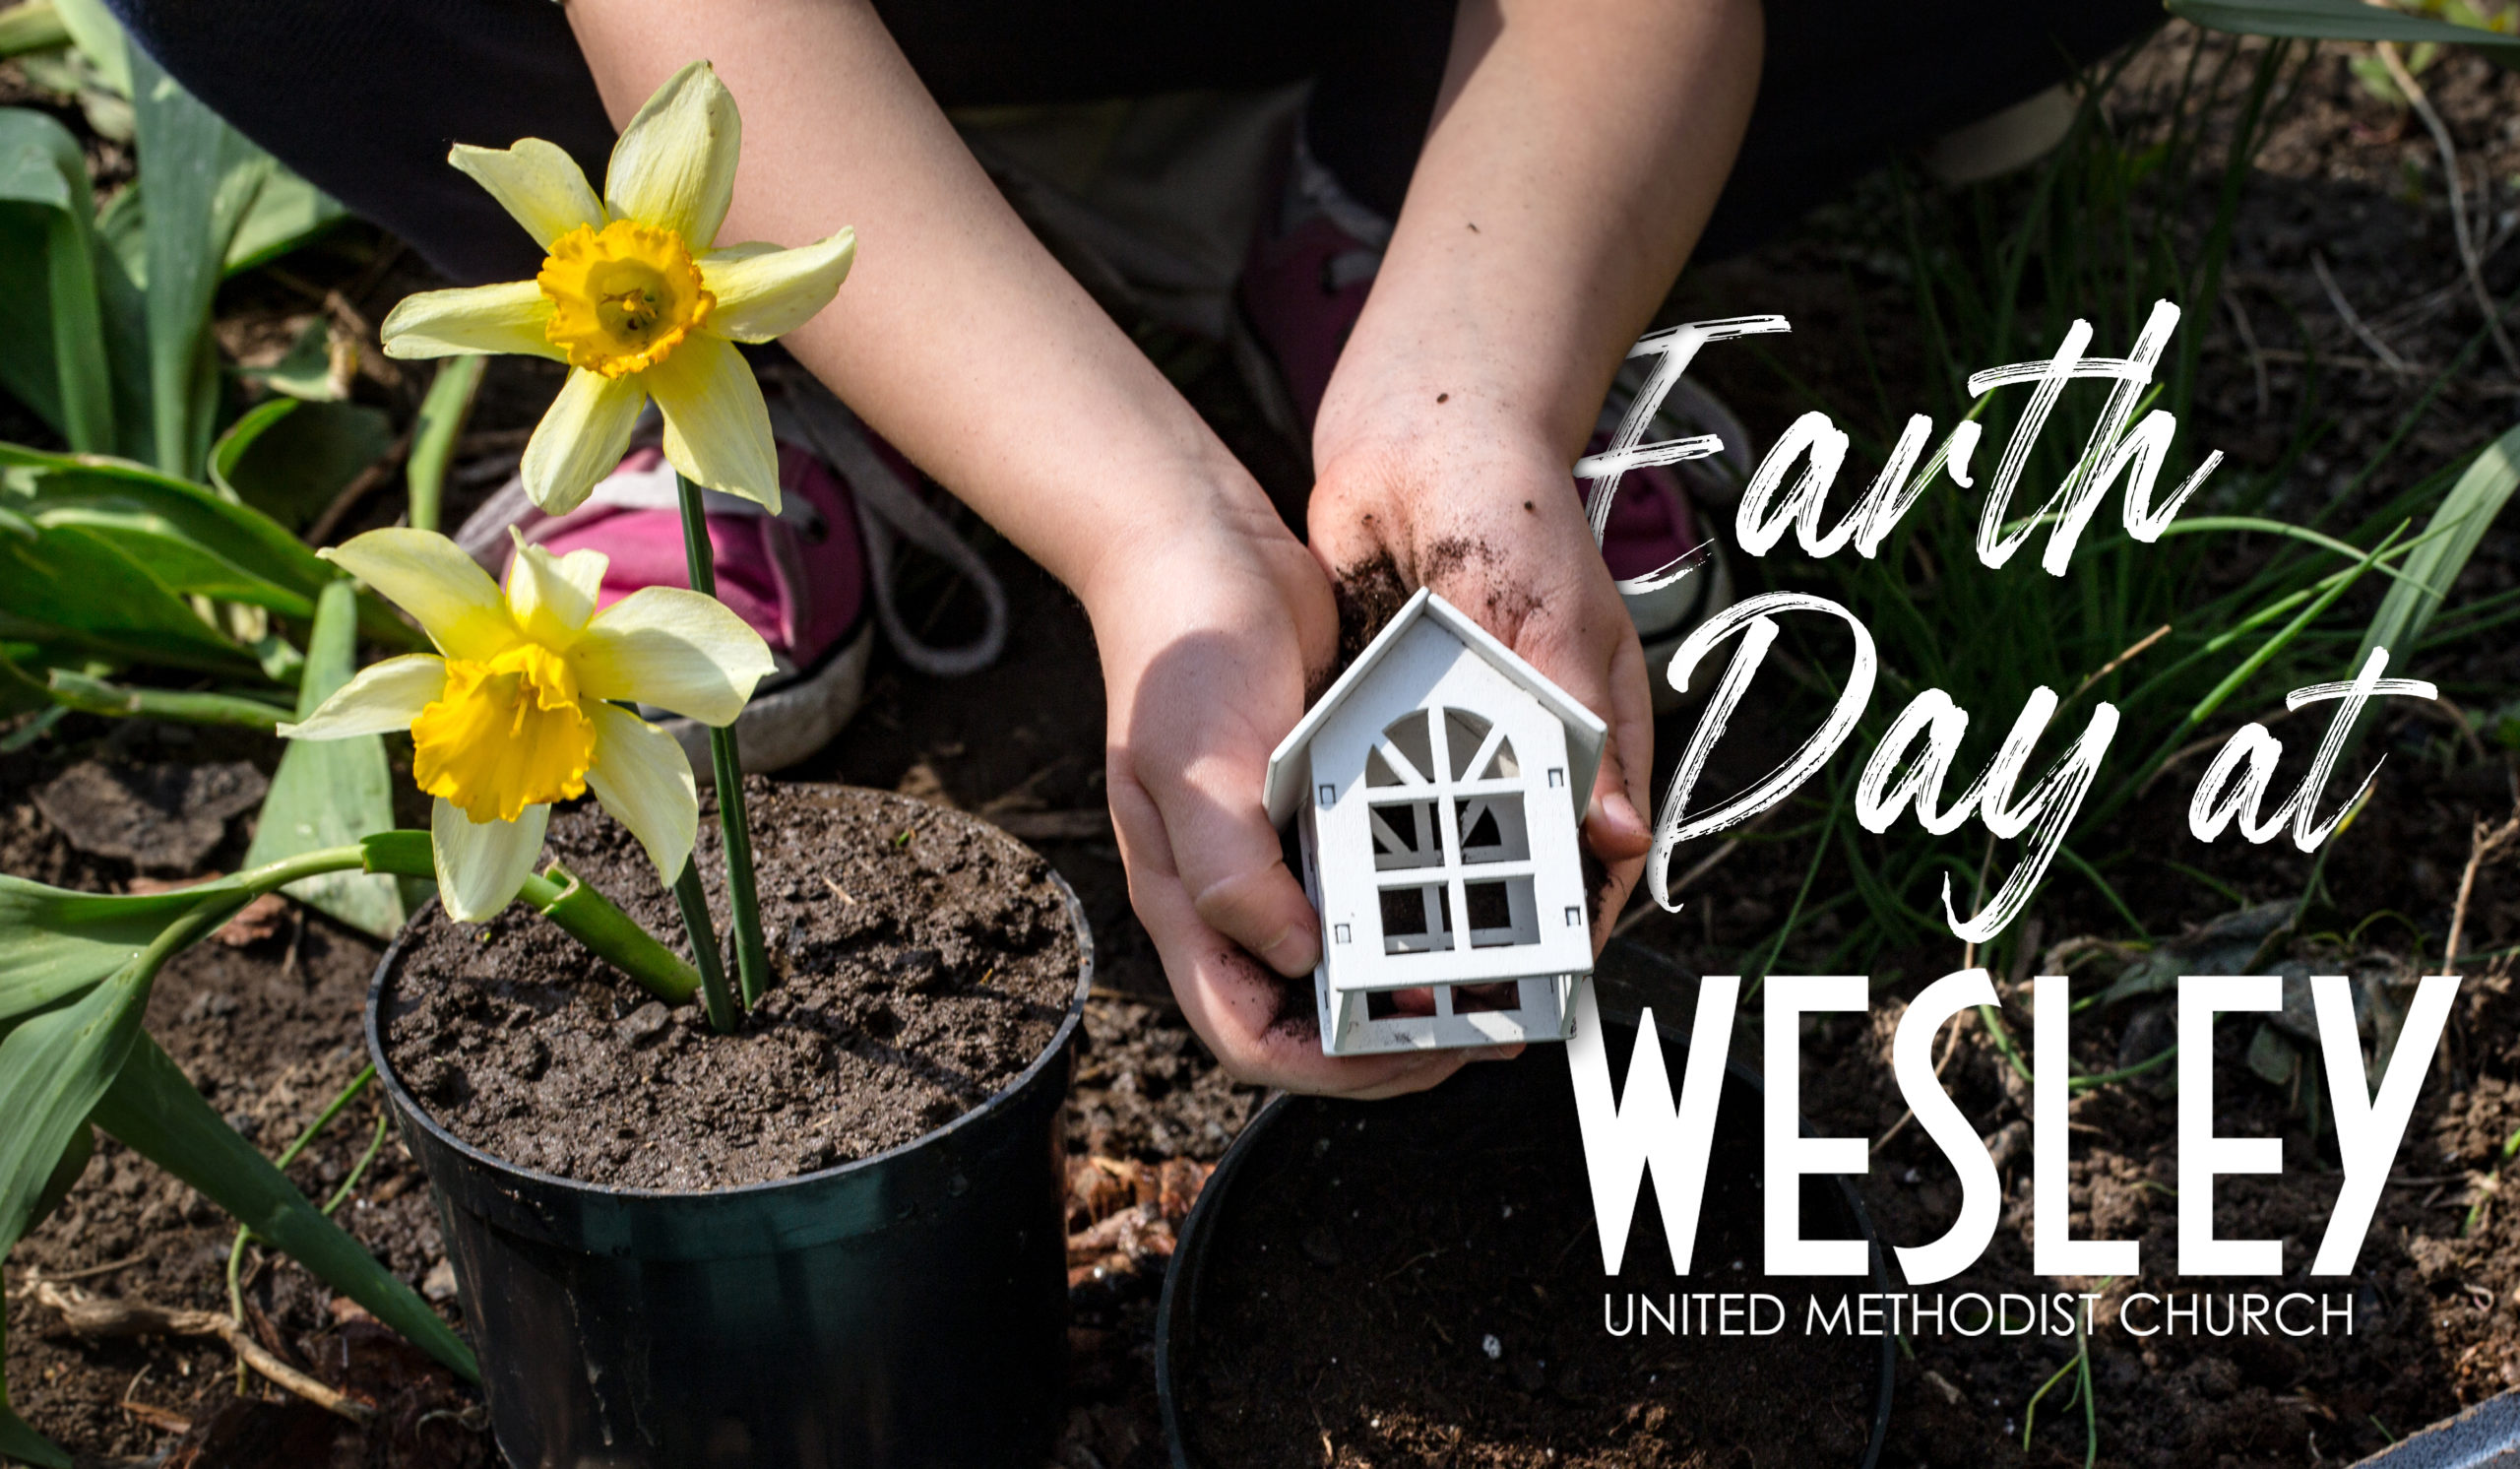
[2445,807,2520,972]
[31,1282,374,1425]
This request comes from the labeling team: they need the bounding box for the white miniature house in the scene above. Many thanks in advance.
[1264,588,1606,1055]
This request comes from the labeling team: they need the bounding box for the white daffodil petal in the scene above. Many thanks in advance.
[277,655,448,740]
[431,798,549,923]
[449,139,607,249]
[701,228,855,343]
[573,586,777,727]
[522,368,647,514]
[647,334,781,512]
[379,280,560,361]
[605,60,740,249]
[585,703,699,887]
[503,530,606,647]
[321,530,517,662]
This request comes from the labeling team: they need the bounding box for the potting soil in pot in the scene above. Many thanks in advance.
[1173,1048,1880,1467]
[381,780,1080,1189]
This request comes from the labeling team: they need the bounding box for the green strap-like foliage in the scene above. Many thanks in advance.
[2169,0,2520,72]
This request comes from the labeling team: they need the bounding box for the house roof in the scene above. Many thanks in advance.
[1263,587,1609,827]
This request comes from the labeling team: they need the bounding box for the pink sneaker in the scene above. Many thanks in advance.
[456,384,1008,772]
[1235,140,1746,708]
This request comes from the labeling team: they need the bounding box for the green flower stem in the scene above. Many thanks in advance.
[670,858,736,1034]
[519,862,700,1004]
[185,835,703,1005]
[672,471,773,1010]
[44,671,293,731]
[406,357,483,535]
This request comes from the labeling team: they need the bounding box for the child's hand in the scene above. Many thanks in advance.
[1306,417,1658,951]
[1084,505,1486,1099]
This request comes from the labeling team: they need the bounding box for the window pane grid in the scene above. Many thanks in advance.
[1366,707,1540,956]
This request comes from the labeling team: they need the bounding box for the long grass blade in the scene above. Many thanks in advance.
[2354,420,2520,674]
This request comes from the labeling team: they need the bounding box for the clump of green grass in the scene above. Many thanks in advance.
[1717,33,2518,978]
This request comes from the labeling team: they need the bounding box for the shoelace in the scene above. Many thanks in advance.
[770,375,1010,679]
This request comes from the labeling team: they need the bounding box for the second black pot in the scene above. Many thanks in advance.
[366,870,1093,1469]
[1157,1005,1897,1467]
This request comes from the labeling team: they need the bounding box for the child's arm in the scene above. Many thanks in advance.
[566,0,1475,1097]
[1309,0,1765,930]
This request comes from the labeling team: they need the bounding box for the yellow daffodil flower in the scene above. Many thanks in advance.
[280,528,776,922]
[377,61,854,516]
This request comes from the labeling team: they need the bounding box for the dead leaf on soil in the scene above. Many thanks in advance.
[1062,1155,1213,1286]
[32,760,268,872]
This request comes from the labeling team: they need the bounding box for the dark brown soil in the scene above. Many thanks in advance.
[1333,550,1413,671]
[2,730,490,1469]
[381,780,1081,1191]
[1174,1046,1882,1469]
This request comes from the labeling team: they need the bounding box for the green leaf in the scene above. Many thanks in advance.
[2355,419,2520,672]
[29,1120,92,1230]
[2168,0,2520,70]
[0,204,59,431]
[90,1034,477,1381]
[0,643,47,717]
[44,0,122,96]
[0,704,65,752]
[9,441,328,597]
[0,0,70,59]
[242,581,406,938]
[223,166,346,277]
[1,445,424,648]
[0,513,257,674]
[234,317,340,402]
[0,872,247,1022]
[2244,1023,2300,1086]
[210,397,394,534]
[128,46,270,477]
[8,462,318,621]
[91,166,139,283]
[86,190,150,464]
[0,107,112,452]
[0,951,152,1469]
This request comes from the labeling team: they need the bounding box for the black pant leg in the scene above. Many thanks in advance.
[107,0,616,285]
[103,0,2166,285]
[1701,0,2166,257]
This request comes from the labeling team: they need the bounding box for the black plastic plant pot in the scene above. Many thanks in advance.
[1156,1008,1897,1468]
[364,870,1094,1469]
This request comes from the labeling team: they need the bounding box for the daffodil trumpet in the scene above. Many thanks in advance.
[279,524,779,1030]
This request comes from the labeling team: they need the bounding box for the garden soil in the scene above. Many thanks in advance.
[380,781,1080,1189]
[1171,1061,1881,1469]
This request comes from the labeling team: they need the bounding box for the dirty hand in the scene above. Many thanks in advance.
[1305,418,1657,953]
[1087,503,1492,1099]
